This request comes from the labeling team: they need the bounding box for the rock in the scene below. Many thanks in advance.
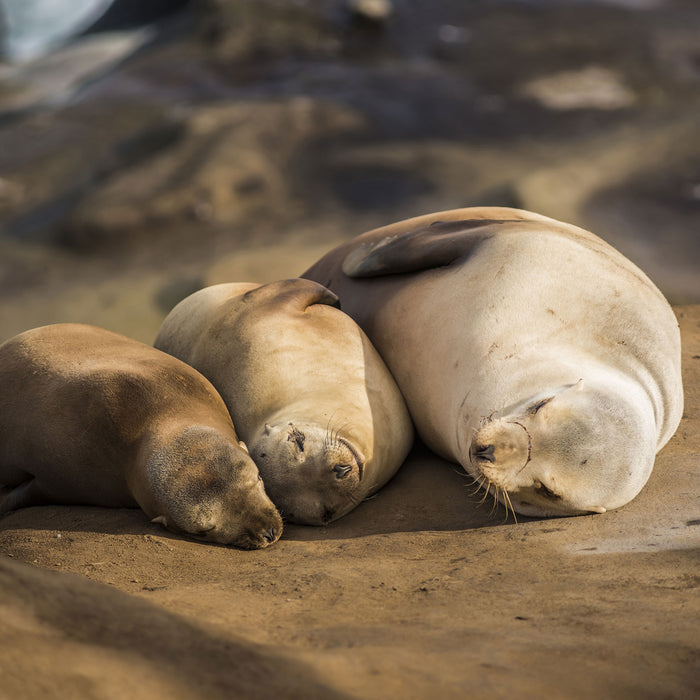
[0,0,698,351]
[519,66,637,110]
[0,28,155,113]
[346,0,393,24]
[61,98,364,251]
[0,98,179,243]
[194,0,342,60]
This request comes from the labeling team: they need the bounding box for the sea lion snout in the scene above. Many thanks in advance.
[142,426,285,549]
[471,443,495,463]
[262,525,279,543]
[238,516,283,549]
[231,478,285,548]
[470,420,531,476]
[249,422,369,525]
[212,494,283,549]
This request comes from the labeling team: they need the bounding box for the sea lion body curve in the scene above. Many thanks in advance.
[155,279,413,525]
[0,324,282,548]
[302,207,683,517]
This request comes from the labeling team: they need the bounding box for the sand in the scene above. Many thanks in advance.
[0,305,697,699]
[2,3,698,695]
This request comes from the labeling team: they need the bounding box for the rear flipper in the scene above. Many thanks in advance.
[0,479,49,516]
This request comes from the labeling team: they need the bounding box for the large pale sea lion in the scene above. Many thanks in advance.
[0,323,282,548]
[302,207,684,517]
[154,278,413,525]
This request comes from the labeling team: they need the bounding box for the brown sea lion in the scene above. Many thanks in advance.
[154,279,413,525]
[0,323,282,548]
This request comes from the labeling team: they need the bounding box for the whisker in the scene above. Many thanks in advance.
[499,489,512,524]
[489,486,500,516]
[499,489,510,524]
[334,421,350,447]
[324,414,334,448]
[479,481,492,505]
[468,476,486,497]
[325,414,349,450]
[277,507,290,524]
[504,490,518,524]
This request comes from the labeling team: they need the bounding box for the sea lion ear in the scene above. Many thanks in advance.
[341,219,517,278]
[575,378,585,391]
[238,441,249,454]
[243,279,340,311]
[151,515,168,527]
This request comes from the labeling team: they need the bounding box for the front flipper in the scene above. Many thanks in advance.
[242,278,341,312]
[0,478,48,516]
[341,218,524,278]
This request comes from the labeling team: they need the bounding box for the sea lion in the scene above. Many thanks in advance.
[0,323,282,548]
[302,207,684,517]
[154,278,413,525]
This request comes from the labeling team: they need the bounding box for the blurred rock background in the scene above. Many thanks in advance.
[0,0,698,344]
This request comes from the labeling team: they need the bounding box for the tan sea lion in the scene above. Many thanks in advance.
[154,278,413,525]
[302,207,684,517]
[0,323,282,548]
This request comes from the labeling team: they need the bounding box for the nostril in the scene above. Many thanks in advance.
[473,444,495,462]
[262,527,277,543]
[333,463,352,479]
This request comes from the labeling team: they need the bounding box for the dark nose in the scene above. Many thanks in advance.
[262,527,278,543]
[333,463,352,479]
[472,444,495,462]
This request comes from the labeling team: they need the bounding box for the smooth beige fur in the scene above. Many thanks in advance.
[155,278,413,525]
[303,207,683,517]
[0,324,282,548]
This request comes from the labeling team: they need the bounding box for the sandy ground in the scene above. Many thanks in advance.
[0,303,697,699]
[1,3,698,695]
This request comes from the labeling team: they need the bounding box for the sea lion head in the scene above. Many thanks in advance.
[142,426,283,548]
[249,421,366,525]
[467,380,655,517]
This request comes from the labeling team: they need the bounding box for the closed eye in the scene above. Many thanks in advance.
[529,397,554,414]
[337,437,364,480]
[535,481,561,500]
